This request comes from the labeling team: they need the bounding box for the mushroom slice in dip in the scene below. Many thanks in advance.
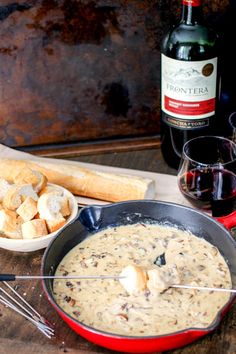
[53,223,232,336]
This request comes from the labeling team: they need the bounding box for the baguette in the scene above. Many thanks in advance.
[0,159,156,202]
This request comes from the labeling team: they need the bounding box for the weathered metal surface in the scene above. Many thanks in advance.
[0,0,229,148]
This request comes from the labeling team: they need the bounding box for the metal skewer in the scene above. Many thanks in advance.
[0,281,54,338]
[2,281,51,326]
[0,295,54,338]
[1,274,235,293]
[0,274,125,281]
[172,284,236,293]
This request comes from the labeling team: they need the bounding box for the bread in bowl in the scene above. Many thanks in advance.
[3,184,38,210]
[13,167,48,193]
[0,209,21,239]
[21,218,48,239]
[46,217,67,233]
[0,183,78,252]
[16,197,38,222]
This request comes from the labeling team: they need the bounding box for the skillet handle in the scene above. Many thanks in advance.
[216,211,236,230]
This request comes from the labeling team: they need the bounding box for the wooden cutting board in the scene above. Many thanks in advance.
[0,143,192,208]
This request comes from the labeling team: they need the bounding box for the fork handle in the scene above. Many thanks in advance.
[0,274,16,281]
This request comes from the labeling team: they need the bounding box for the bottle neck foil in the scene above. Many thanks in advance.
[181,0,203,25]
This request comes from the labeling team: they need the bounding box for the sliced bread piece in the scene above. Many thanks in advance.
[0,178,12,202]
[46,217,66,233]
[14,167,48,193]
[16,197,38,222]
[119,265,148,295]
[37,191,68,220]
[0,209,22,239]
[3,184,38,210]
[21,219,48,239]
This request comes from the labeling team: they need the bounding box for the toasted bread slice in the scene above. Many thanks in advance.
[3,184,38,210]
[14,167,48,193]
[0,178,12,202]
[46,217,66,233]
[37,191,71,220]
[16,197,38,222]
[21,219,48,239]
[58,196,71,217]
[147,264,181,293]
[0,209,22,239]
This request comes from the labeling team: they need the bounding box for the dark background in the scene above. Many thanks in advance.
[0,0,233,152]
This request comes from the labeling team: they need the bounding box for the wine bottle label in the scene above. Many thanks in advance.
[161,54,217,129]
[182,0,201,6]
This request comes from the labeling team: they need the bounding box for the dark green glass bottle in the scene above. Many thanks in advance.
[160,0,219,169]
[218,0,236,139]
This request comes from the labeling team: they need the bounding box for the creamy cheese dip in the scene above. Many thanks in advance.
[53,223,232,336]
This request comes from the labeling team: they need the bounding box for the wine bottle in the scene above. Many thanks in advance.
[217,0,236,139]
[160,0,219,169]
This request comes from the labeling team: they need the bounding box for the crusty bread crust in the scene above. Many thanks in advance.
[46,218,66,233]
[3,184,38,210]
[0,178,11,202]
[13,167,48,193]
[0,209,22,239]
[0,165,75,239]
[16,197,38,222]
[21,219,48,239]
[0,159,156,202]
[59,197,71,217]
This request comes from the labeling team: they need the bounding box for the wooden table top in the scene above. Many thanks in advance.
[1,148,236,354]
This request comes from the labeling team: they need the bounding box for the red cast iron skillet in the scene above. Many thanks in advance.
[41,200,236,353]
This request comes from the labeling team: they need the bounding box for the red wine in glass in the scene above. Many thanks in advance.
[178,168,236,216]
[177,136,236,217]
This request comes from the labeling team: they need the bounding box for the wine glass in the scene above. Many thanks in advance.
[177,136,236,217]
[229,112,236,143]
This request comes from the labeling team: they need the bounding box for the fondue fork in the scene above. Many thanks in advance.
[0,274,125,281]
[171,284,236,293]
[1,274,236,294]
[0,281,54,338]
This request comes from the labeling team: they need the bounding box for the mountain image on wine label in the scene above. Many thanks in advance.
[161,55,217,119]
[168,67,200,78]
[163,67,208,86]
[161,56,217,91]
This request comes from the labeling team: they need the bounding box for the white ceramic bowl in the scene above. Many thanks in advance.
[0,183,78,252]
